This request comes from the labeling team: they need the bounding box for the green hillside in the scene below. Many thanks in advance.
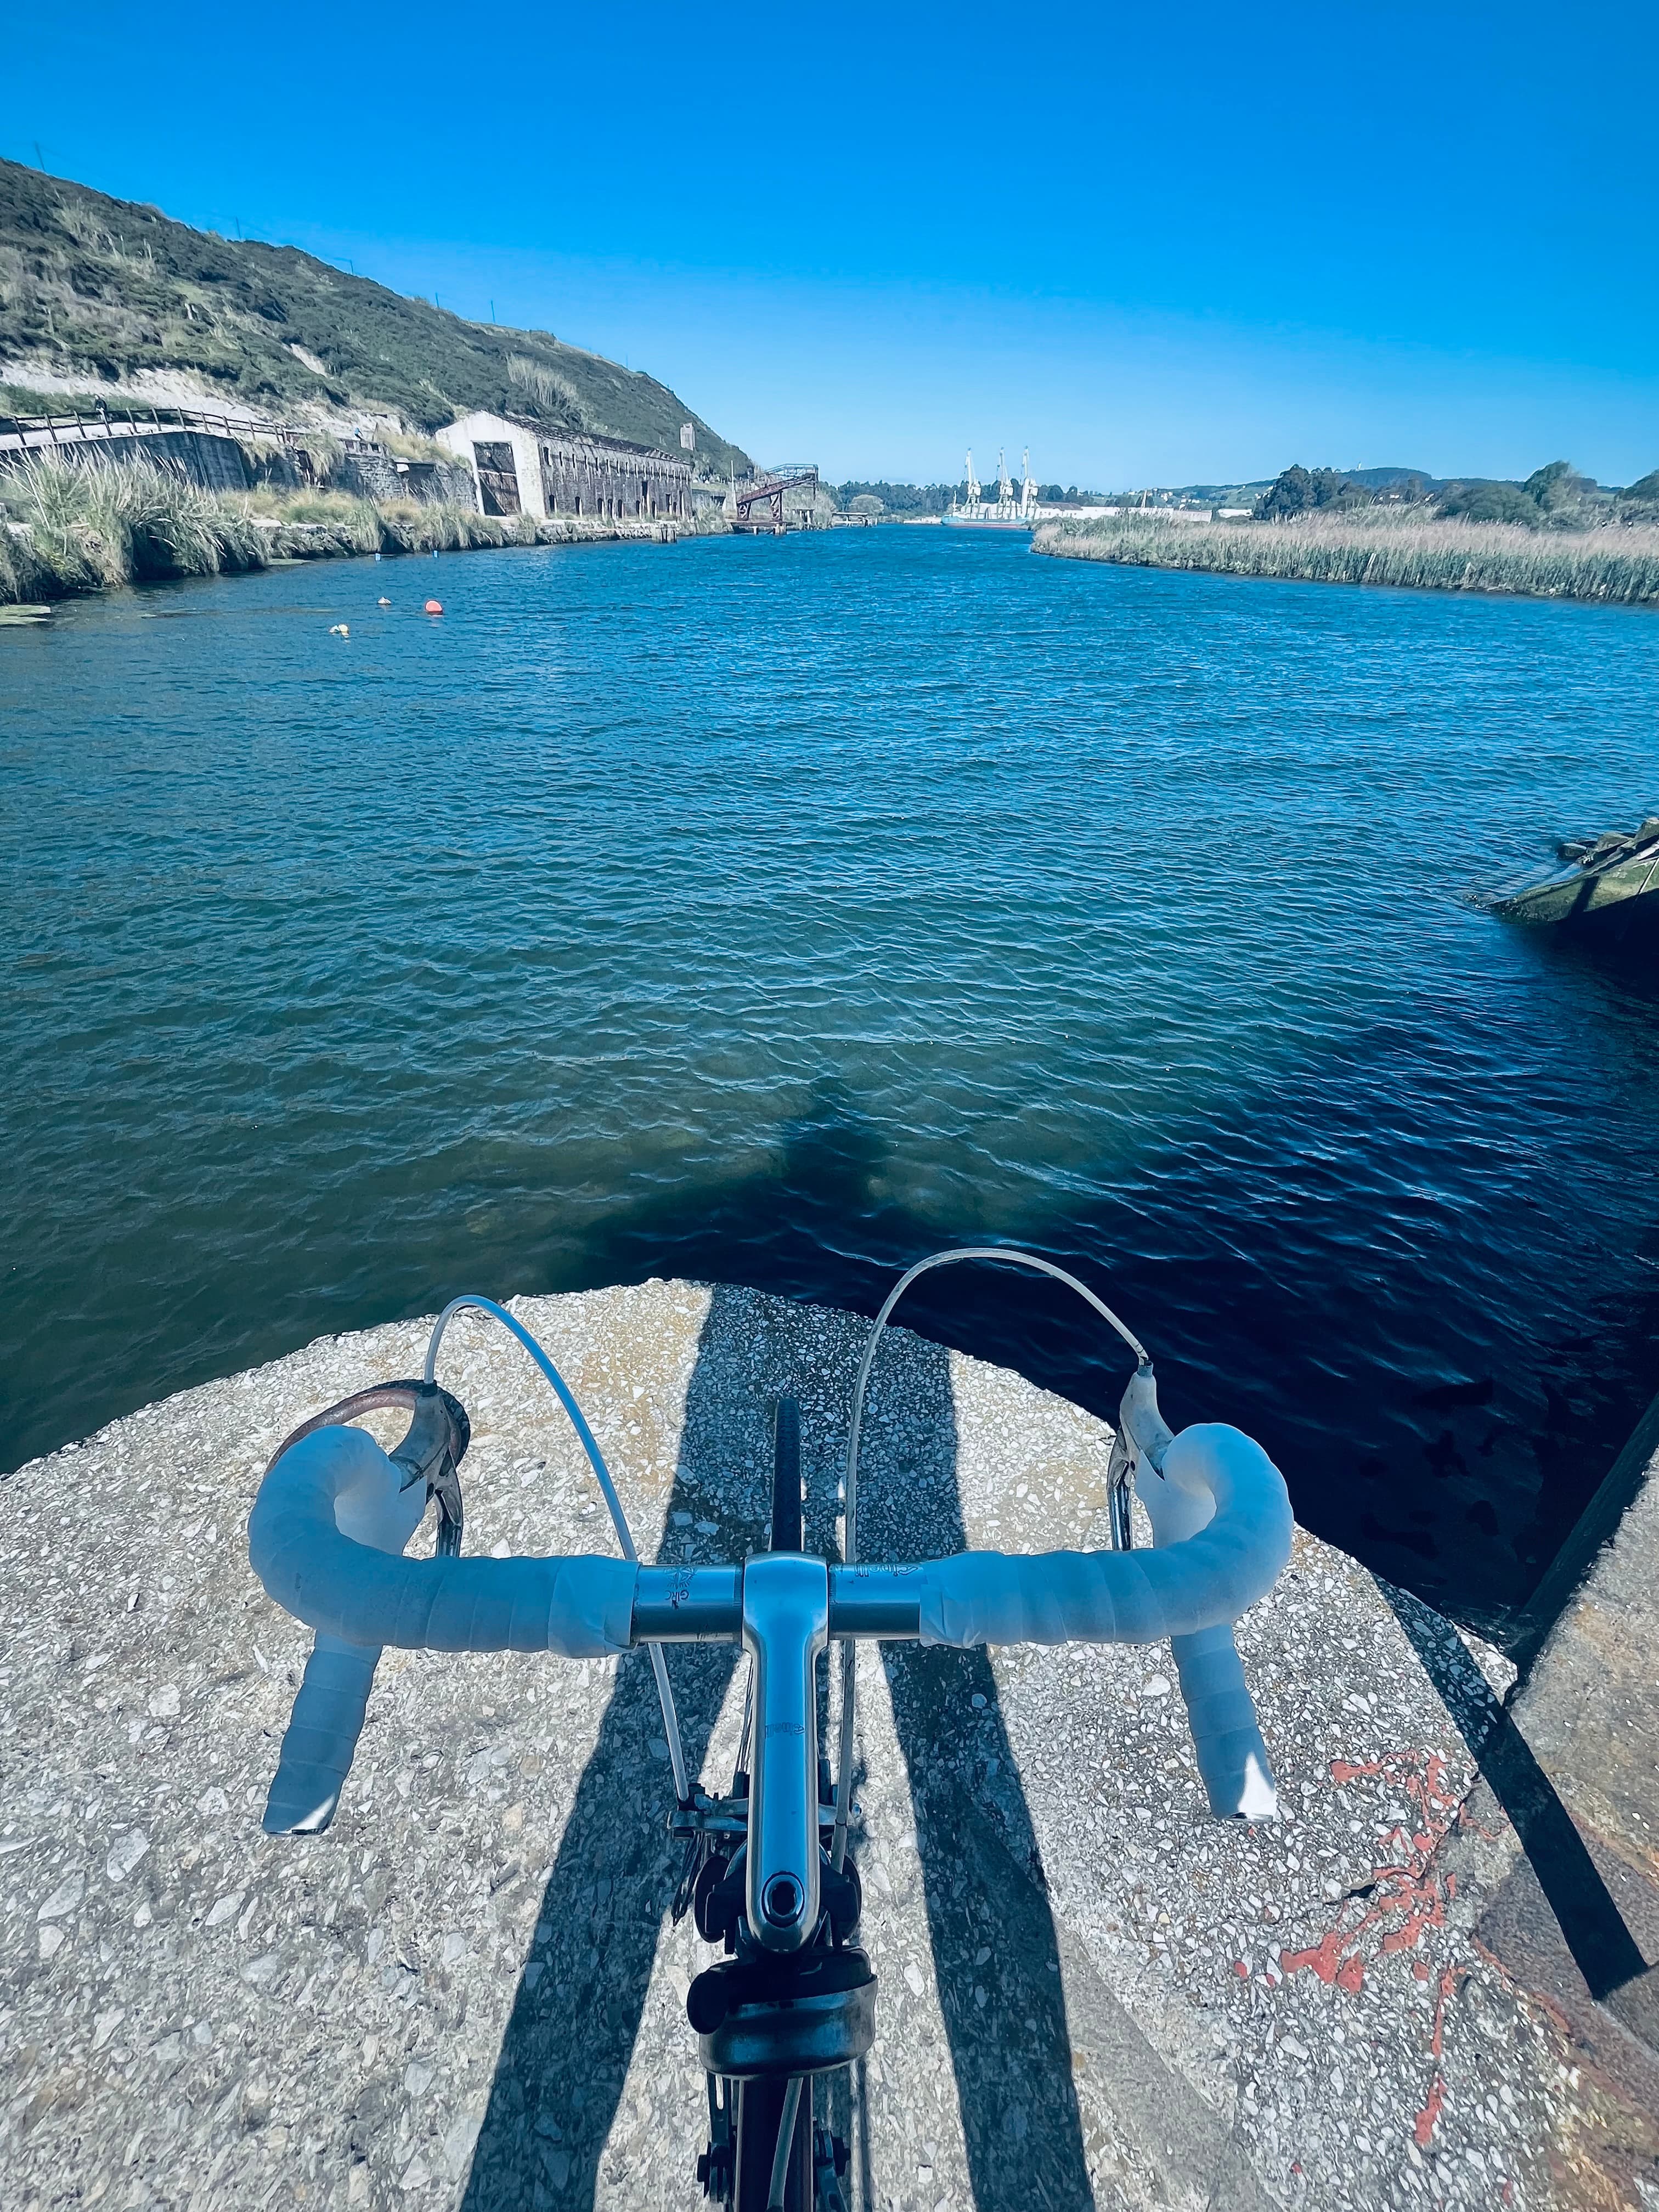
[0,160,750,472]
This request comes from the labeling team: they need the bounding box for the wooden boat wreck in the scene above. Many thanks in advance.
[1497,817,1659,940]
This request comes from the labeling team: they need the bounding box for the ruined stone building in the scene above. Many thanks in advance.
[435,410,693,522]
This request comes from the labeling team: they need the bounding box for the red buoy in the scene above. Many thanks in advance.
[424,599,443,614]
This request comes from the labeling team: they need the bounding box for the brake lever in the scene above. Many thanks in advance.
[1106,1361,1174,1549]
[258,1379,471,1835]
[387,1383,470,1557]
[265,1379,471,1555]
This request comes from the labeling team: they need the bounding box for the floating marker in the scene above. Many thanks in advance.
[424,600,443,615]
[329,623,349,637]
[377,597,391,606]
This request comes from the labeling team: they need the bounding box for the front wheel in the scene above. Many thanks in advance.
[770,1397,802,1553]
[733,2074,811,2211]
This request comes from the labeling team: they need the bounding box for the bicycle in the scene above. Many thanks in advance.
[249,1249,1293,2210]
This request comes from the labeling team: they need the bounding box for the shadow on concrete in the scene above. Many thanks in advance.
[459,1629,740,2204]
[854,1317,1094,2212]
[1381,1583,1647,2002]
[460,1273,1093,2211]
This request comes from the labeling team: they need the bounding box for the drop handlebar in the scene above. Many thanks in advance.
[249,1414,1292,1939]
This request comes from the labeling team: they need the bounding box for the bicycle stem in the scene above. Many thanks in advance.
[741,1556,828,1953]
[635,1560,926,1953]
[630,1564,926,1643]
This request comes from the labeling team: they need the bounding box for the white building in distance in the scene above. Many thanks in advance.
[436,411,694,522]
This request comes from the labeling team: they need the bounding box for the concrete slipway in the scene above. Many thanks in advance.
[2,1280,1656,2212]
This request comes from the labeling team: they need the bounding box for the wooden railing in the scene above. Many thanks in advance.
[0,405,311,452]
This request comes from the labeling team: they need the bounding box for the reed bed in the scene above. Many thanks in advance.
[1035,509,1659,605]
[0,452,268,597]
[264,496,697,560]
[0,454,720,603]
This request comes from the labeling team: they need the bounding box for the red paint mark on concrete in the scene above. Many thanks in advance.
[1279,1926,1352,1986]
[1279,1751,1463,1998]
[1279,1749,1477,2151]
[1413,2074,1446,2147]
[1233,1960,1250,1978]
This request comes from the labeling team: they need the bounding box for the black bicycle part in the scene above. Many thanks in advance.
[698,1393,857,2210]
[699,2076,737,2204]
[812,2124,850,2212]
[390,1384,469,1556]
[771,1396,802,1551]
[690,1946,877,2077]
[695,1843,748,1946]
[263,1380,470,1555]
[695,1838,857,1953]
[820,1855,861,1945]
[735,2075,811,2212]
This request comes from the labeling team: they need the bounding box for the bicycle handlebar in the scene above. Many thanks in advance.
[249,1417,1291,1852]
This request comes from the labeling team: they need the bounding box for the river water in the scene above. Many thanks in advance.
[5,527,1657,1634]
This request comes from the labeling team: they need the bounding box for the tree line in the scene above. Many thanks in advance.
[1255,459,1659,527]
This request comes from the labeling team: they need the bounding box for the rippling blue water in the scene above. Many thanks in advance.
[4,527,1658,1630]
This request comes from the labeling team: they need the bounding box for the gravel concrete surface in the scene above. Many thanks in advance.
[0,1279,1650,2211]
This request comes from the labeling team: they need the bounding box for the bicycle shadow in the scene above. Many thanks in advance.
[854,1328,1096,2212]
[460,1277,1093,2212]
[457,1285,755,2211]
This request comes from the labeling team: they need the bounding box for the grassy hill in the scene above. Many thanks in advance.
[0,159,750,472]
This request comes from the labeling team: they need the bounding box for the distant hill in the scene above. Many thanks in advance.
[0,159,751,472]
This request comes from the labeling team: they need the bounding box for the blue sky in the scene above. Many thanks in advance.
[5,0,1655,485]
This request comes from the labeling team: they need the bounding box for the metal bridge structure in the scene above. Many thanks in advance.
[732,463,819,527]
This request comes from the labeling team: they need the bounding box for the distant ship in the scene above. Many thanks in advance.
[941,447,1037,533]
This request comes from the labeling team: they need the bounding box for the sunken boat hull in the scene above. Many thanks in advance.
[1498,822,1659,942]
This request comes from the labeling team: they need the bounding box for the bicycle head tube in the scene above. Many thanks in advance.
[740,1553,828,1953]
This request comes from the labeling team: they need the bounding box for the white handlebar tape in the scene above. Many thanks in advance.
[250,1419,1289,1831]
[250,1426,635,1832]
[263,1635,387,1836]
[918,1424,1290,1816]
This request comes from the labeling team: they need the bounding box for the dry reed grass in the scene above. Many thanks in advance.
[1035,509,1659,603]
[0,454,722,601]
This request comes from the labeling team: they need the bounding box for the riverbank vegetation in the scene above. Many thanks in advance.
[1034,508,1659,603]
[0,452,264,596]
[831,477,1114,515]
[833,479,956,516]
[1251,457,1656,528]
[0,453,710,603]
